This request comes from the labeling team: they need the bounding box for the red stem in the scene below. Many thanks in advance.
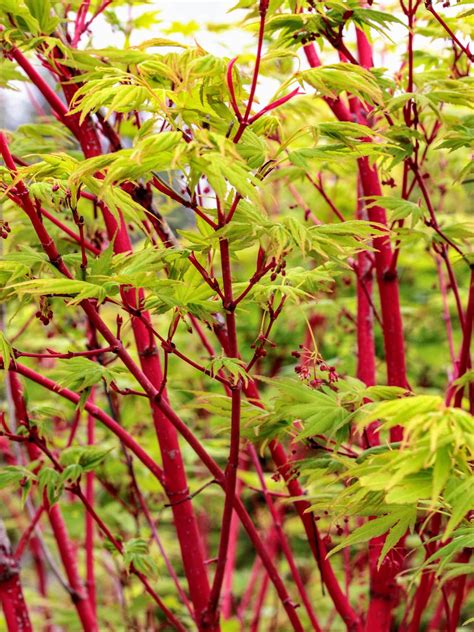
[221,478,244,619]
[355,182,378,446]
[306,173,345,222]
[85,403,96,618]
[435,255,456,368]
[47,501,98,630]
[449,270,474,407]
[14,505,44,560]
[0,519,32,632]
[73,0,92,47]
[404,514,441,632]
[205,236,242,626]
[250,553,274,632]
[448,549,471,631]
[5,45,79,135]
[233,4,268,143]
[226,57,243,122]
[426,4,474,61]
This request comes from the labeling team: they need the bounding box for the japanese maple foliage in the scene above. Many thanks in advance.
[0,0,473,631]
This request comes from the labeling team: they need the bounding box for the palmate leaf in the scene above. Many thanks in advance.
[0,0,41,34]
[384,472,433,504]
[60,445,113,472]
[244,265,335,307]
[425,78,474,109]
[437,121,474,152]
[38,467,63,505]
[268,378,353,440]
[123,538,159,578]
[298,63,384,105]
[315,122,381,144]
[328,507,416,566]
[288,143,378,167]
[0,256,42,286]
[8,278,110,304]
[443,477,474,540]
[355,395,442,429]
[0,58,28,89]
[421,524,474,578]
[53,357,129,392]
[364,386,409,401]
[67,69,154,125]
[352,7,405,37]
[99,132,183,186]
[188,391,264,433]
[237,128,267,169]
[366,196,425,226]
[89,246,174,289]
[207,356,250,386]
[0,465,35,488]
[145,275,217,318]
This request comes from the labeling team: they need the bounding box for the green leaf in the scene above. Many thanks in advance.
[0,331,12,372]
[0,465,34,488]
[60,463,83,483]
[38,467,62,505]
[60,446,112,472]
[54,358,128,392]
[378,508,416,567]
[366,196,425,226]
[444,479,474,540]
[431,446,451,504]
[123,538,159,577]
[9,278,108,304]
[299,64,384,105]
[329,513,401,556]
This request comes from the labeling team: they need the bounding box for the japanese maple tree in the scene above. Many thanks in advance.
[0,0,473,630]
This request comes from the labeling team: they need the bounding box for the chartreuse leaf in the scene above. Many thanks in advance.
[60,464,83,484]
[0,331,12,372]
[38,467,63,505]
[298,64,384,105]
[364,386,408,401]
[24,0,58,32]
[53,358,128,392]
[329,512,404,556]
[207,356,250,386]
[420,524,474,584]
[60,445,113,472]
[123,538,159,577]
[8,278,109,304]
[265,378,353,440]
[0,465,35,488]
[0,0,41,34]
[443,478,474,540]
[355,395,442,429]
[366,196,425,226]
[378,507,416,567]
[431,446,451,504]
[0,58,27,89]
